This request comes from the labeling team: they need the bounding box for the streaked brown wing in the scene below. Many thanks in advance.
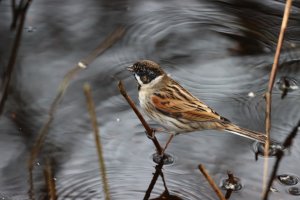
[151,93,223,122]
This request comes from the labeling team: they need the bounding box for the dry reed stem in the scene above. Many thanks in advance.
[28,165,35,200]
[83,83,111,200]
[10,0,31,30]
[27,27,125,197]
[118,80,163,154]
[43,158,57,200]
[262,120,299,200]
[198,164,226,200]
[11,0,17,30]
[262,0,292,195]
[0,0,32,116]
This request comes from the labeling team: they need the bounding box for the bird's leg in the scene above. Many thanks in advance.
[154,127,167,133]
[145,127,167,139]
[161,134,174,155]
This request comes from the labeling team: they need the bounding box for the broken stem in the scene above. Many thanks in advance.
[198,164,226,200]
[262,0,292,195]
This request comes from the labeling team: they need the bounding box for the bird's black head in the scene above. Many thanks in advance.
[127,60,165,85]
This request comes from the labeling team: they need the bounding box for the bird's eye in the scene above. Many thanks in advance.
[141,75,148,83]
[136,68,158,84]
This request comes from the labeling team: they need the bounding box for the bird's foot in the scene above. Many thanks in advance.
[145,128,156,139]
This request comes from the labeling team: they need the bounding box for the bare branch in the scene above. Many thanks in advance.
[198,164,226,200]
[263,0,293,194]
[118,81,163,154]
[0,0,32,115]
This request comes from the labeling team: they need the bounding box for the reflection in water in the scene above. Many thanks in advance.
[276,76,299,99]
[0,0,300,199]
[150,190,183,200]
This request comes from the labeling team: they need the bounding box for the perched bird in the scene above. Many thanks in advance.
[127,60,267,144]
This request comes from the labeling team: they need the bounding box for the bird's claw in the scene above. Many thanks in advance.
[145,129,156,139]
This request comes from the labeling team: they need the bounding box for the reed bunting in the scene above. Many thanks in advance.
[127,60,267,143]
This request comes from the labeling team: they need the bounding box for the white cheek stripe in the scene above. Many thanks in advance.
[135,74,164,89]
[135,74,144,86]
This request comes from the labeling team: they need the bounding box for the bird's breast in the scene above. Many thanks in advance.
[138,89,153,112]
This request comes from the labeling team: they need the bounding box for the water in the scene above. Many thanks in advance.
[0,0,300,199]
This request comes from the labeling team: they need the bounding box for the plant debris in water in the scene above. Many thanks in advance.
[277,174,299,186]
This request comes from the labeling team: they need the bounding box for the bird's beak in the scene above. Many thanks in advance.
[126,65,134,72]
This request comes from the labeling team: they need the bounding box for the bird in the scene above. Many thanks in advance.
[127,60,267,145]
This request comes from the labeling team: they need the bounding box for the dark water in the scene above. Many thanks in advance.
[0,0,300,199]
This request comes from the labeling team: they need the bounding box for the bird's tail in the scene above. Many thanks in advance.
[222,123,267,144]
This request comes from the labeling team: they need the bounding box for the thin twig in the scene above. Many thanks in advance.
[27,27,125,197]
[43,158,57,200]
[118,81,172,199]
[160,166,170,196]
[161,134,174,155]
[146,166,171,199]
[10,0,27,30]
[83,83,111,200]
[11,0,17,30]
[28,165,35,200]
[262,120,299,200]
[118,81,163,154]
[198,164,226,200]
[263,0,293,194]
[144,156,165,200]
[0,0,32,116]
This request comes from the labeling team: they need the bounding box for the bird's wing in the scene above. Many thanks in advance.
[151,92,225,122]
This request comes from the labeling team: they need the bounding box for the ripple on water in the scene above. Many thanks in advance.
[56,165,156,199]
[276,77,299,92]
[2,1,300,200]
[150,190,183,200]
[220,175,243,191]
[252,141,284,157]
[57,172,103,199]
[276,76,299,99]
[288,187,300,196]
[152,153,175,165]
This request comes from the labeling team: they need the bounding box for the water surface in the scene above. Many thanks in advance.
[0,0,300,199]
